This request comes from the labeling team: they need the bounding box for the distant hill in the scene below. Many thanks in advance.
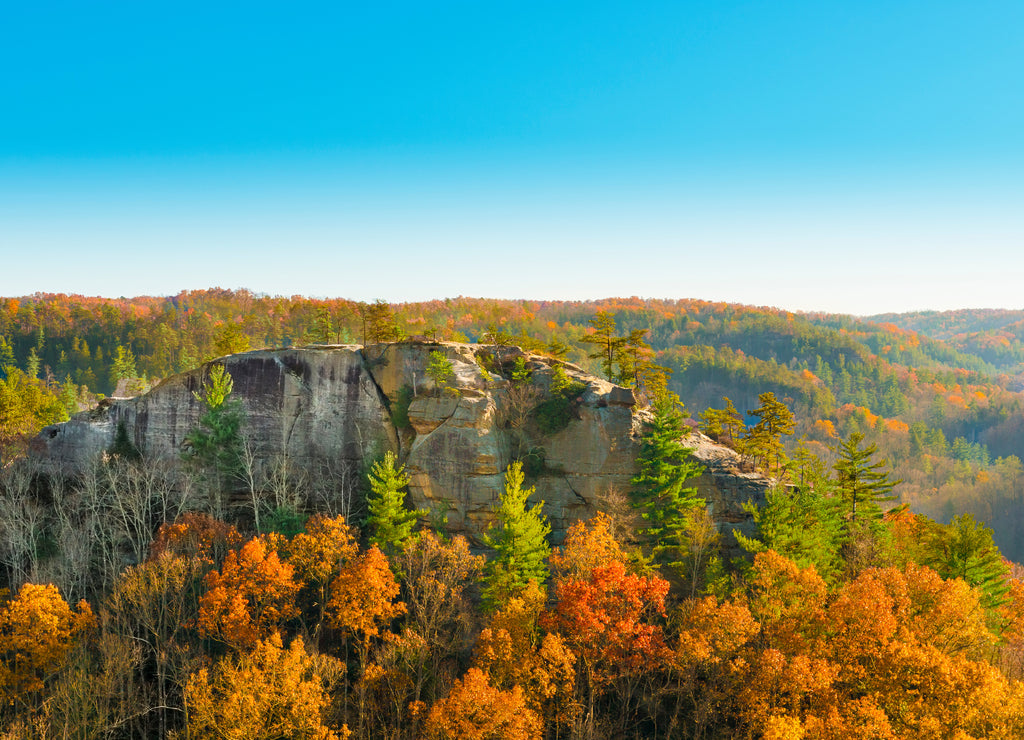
[871,309,1024,380]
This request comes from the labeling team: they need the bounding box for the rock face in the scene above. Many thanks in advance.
[33,342,769,550]
[36,347,397,475]
[685,433,771,552]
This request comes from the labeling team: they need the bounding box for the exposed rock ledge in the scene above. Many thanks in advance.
[32,342,769,552]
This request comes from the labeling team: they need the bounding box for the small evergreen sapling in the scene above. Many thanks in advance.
[183,364,244,517]
[426,351,455,394]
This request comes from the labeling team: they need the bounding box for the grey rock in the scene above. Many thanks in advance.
[33,342,770,552]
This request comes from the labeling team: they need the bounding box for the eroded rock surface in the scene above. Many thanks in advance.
[33,341,769,549]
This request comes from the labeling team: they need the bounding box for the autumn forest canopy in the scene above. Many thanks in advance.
[3,289,1024,738]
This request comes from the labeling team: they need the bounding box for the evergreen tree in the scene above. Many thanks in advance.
[922,513,1010,617]
[109,420,142,461]
[700,396,745,448]
[533,365,585,434]
[579,310,625,382]
[425,350,455,392]
[482,461,551,608]
[742,391,795,477]
[736,483,845,583]
[58,376,79,417]
[25,348,40,379]
[109,344,138,388]
[313,306,332,344]
[365,451,425,555]
[631,393,705,576]
[545,336,571,359]
[0,336,14,379]
[184,364,244,517]
[213,322,251,357]
[617,328,654,387]
[833,431,900,524]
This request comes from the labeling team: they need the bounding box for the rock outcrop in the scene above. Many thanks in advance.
[33,342,769,551]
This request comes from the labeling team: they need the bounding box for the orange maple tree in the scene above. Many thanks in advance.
[197,537,299,649]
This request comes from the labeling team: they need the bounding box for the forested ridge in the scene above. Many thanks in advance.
[4,290,1024,559]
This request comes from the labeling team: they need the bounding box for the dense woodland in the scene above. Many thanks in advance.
[3,290,1024,737]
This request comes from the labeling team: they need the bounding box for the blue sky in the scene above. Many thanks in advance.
[2,2,1022,315]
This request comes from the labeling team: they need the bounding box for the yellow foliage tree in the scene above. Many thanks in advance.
[289,514,359,643]
[0,582,93,708]
[184,632,347,740]
[474,580,577,731]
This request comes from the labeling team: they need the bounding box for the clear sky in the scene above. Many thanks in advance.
[2,1,1022,315]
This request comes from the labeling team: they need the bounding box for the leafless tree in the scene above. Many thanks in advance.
[0,460,45,589]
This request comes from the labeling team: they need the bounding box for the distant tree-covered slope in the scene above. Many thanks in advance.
[871,309,1024,378]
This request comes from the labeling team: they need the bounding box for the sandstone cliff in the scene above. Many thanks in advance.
[33,342,768,551]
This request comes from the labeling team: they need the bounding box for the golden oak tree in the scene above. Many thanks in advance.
[474,580,577,732]
[185,632,347,740]
[288,514,359,643]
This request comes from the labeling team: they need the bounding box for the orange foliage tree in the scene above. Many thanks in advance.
[326,544,404,738]
[197,537,299,649]
[546,516,670,737]
[148,511,243,565]
[422,667,542,740]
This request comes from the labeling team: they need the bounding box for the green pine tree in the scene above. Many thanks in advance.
[58,376,80,417]
[365,451,425,555]
[426,350,455,393]
[700,396,745,448]
[631,393,705,577]
[482,460,551,608]
[736,482,846,583]
[109,344,138,388]
[184,364,244,517]
[742,392,795,477]
[833,431,899,524]
[923,513,1010,618]
[616,328,654,387]
[25,348,41,379]
[578,310,625,382]
[0,335,14,379]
